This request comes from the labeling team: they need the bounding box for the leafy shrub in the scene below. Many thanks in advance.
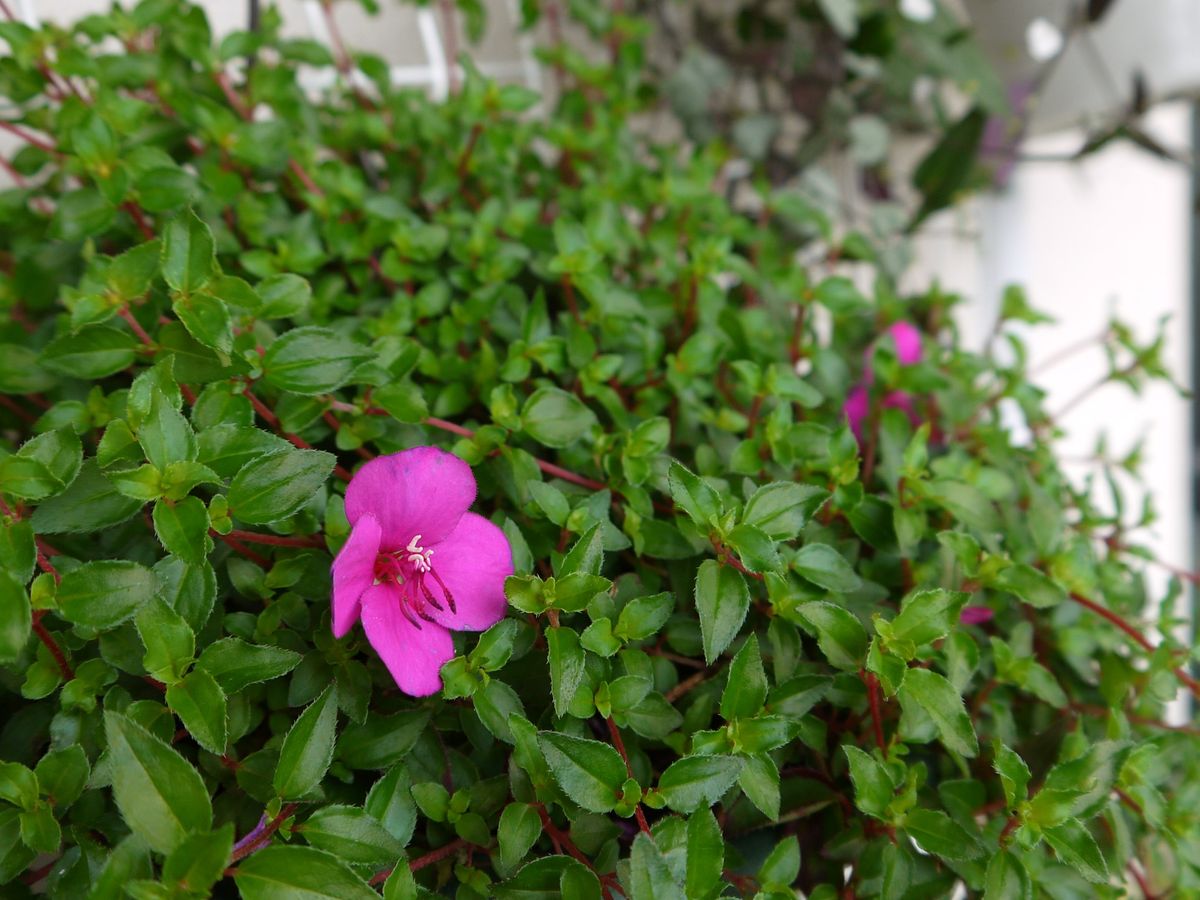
[0,1,1193,897]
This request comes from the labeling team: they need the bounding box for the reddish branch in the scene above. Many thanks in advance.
[0,120,58,155]
[31,611,73,681]
[606,717,651,834]
[228,803,300,864]
[118,308,156,346]
[213,532,270,568]
[1068,592,1200,698]
[860,670,886,752]
[369,838,468,885]
[245,386,353,481]
[224,530,325,548]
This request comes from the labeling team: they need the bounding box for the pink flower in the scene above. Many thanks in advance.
[960,605,994,626]
[844,322,923,439]
[331,447,513,696]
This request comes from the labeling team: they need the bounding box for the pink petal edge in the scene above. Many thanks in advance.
[330,512,381,639]
[427,512,514,632]
[344,447,477,550]
[360,583,456,697]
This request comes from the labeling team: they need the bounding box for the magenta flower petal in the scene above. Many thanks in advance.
[844,385,869,439]
[330,512,381,638]
[345,447,476,549]
[360,583,456,696]
[885,321,922,366]
[960,605,994,626]
[426,512,514,632]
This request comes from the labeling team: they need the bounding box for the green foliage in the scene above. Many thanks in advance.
[0,1,1193,897]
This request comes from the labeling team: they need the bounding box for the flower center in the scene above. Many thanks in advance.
[372,535,457,630]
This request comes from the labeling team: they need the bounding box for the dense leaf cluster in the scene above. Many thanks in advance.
[0,1,1194,898]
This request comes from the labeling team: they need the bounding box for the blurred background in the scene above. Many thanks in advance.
[3,0,1194,630]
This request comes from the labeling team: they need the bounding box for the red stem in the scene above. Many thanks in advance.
[860,670,886,752]
[215,533,271,568]
[0,120,57,154]
[31,612,73,681]
[229,803,299,864]
[223,530,325,548]
[369,838,468,885]
[118,307,156,347]
[1068,592,1200,697]
[606,717,651,835]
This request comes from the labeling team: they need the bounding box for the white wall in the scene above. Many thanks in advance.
[911,104,1193,688]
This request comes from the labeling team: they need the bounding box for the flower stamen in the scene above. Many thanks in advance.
[406,534,434,573]
[428,567,457,613]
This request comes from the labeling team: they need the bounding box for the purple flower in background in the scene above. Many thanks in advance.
[960,606,995,626]
[331,447,513,696]
[844,321,924,439]
[981,79,1037,189]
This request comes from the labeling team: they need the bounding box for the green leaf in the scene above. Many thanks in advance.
[34,745,90,809]
[742,482,826,539]
[364,765,417,845]
[736,752,781,820]
[19,805,59,852]
[992,564,1067,609]
[843,746,893,818]
[537,732,626,813]
[559,523,605,576]
[792,543,861,592]
[233,844,377,899]
[725,523,781,573]
[629,832,684,898]
[173,293,232,356]
[41,326,140,379]
[897,668,978,758]
[0,762,37,809]
[274,684,338,799]
[162,825,234,897]
[337,710,430,770]
[0,571,31,665]
[161,209,215,295]
[257,274,312,319]
[227,447,334,524]
[152,496,211,563]
[474,679,525,743]
[667,461,723,528]
[685,808,724,898]
[30,460,144,534]
[614,592,673,641]
[103,711,213,854]
[195,637,301,693]
[58,560,157,630]
[903,808,982,861]
[984,851,1033,900]
[794,601,868,670]
[262,327,370,395]
[300,805,405,866]
[0,518,35,586]
[720,634,767,720]
[522,387,597,448]
[498,802,541,873]
[1042,818,1109,883]
[889,589,969,647]
[658,755,743,813]
[135,597,195,684]
[911,107,987,229]
[166,669,228,754]
[0,429,82,500]
[993,742,1031,809]
[547,626,586,718]
[695,560,750,665]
